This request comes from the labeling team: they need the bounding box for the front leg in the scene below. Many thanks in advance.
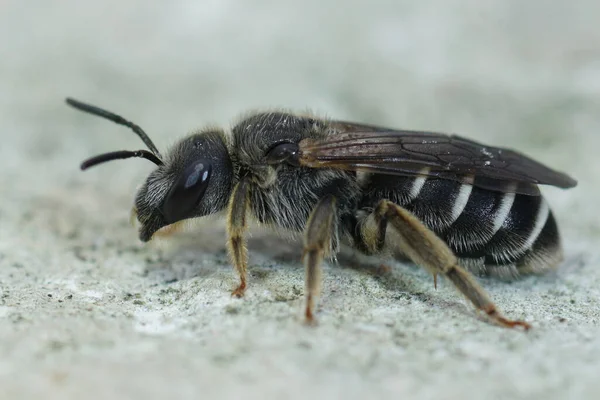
[303,195,337,323]
[226,178,251,298]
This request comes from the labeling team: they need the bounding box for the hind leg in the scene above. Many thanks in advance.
[360,200,530,330]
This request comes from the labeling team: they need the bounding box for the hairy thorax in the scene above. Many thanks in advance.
[229,111,362,234]
[247,164,361,234]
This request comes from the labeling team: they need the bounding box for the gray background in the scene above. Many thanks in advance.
[1,1,599,399]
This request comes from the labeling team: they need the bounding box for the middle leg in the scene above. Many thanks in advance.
[302,195,337,323]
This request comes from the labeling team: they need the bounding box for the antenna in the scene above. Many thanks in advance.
[66,97,162,158]
[80,150,163,170]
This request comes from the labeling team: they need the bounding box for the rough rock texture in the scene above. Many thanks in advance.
[1,1,599,399]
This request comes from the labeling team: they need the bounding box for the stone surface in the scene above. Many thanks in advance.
[1,1,599,399]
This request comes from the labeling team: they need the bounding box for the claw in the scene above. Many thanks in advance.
[231,281,246,298]
[304,306,317,326]
[495,316,531,331]
[484,305,531,330]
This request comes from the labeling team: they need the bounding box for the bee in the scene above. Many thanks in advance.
[66,98,577,330]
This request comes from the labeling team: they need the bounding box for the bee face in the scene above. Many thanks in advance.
[135,131,234,242]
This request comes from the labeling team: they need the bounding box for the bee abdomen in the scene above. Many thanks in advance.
[360,175,562,277]
[446,187,562,277]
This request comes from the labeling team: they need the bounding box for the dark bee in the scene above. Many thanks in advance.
[66,98,577,329]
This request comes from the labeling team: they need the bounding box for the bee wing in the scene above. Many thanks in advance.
[298,122,577,196]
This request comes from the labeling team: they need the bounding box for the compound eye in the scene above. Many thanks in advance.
[265,142,299,165]
[162,160,212,224]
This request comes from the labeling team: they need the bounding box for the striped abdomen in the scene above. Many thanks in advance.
[359,174,563,278]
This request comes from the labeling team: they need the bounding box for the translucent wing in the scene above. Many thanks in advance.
[298,122,577,196]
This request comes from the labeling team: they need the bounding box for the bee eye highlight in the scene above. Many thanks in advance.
[162,160,212,224]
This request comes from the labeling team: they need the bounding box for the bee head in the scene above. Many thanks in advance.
[67,98,234,242]
[134,131,233,241]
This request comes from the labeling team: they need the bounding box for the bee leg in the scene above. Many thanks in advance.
[370,200,531,330]
[302,195,337,324]
[226,179,251,298]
